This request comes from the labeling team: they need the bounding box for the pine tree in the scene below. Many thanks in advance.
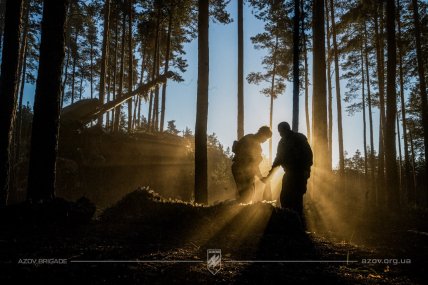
[0,0,23,206]
[27,0,68,202]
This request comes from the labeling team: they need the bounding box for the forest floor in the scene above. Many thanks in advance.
[0,188,427,284]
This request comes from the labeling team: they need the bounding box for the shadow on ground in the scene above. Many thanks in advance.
[0,188,424,284]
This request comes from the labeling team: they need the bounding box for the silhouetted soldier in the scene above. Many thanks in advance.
[232,126,272,203]
[267,122,313,216]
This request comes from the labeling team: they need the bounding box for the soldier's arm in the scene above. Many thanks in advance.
[272,139,285,168]
[254,144,264,179]
[264,140,284,180]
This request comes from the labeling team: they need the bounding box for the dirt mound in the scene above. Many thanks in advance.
[100,187,304,238]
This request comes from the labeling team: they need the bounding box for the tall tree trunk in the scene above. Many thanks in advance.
[329,0,344,173]
[27,0,68,202]
[237,0,244,139]
[111,13,119,132]
[106,61,111,130]
[15,1,30,163]
[375,3,386,204]
[364,22,376,198]
[396,114,402,200]
[0,0,5,54]
[160,9,173,132]
[312,0,328,183]
[15,44,28,162]
[78,75,83,100]
[409,128,417,200]
[137,46,146,128]
[411,0,428,206]
[61,44,70,108]
[132,96,138,128]
[195,0,209,204]
[149,6,161,131]
[137,95,142,127]
[397,0,412,203]
[61,2,72,109]
[360,41,368,177]
[127,0,133,133]
[292,0,300,132]
[0,0,23,206]
[154,41,160,131]
[265,34,277,201]
[16,0,29,100]
[113,7,126,132]
[301,0,310,143]
[148,90,153,130]
[70,32,77,104]
[98,0,110,126]
[90,42,93,99]
[325,0,333,170]
[384,0,399,209]
[269,92,274,162]
[269,35,279,165]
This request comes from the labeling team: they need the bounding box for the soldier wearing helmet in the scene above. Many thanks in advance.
[231,126,272,203]
[266,122,313,217]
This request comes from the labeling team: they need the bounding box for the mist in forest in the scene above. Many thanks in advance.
[0,0,427,284]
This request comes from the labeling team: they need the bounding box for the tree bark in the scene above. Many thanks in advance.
[329,0,344,173]
[98,0,110,126]
[148,90,153,130]
[385,0,399,209]
[127,0,133,133]
[409,128,417,198]
[269,35,279,165]
[237,0,244,139]
[301,0,310,143]
[15,44,28,163]
[78,75,83,100]
[160,8,173,133]
[153,41,160,131]
[70,32,77,104]
[90,42,94,99]
[396,114,402,198]
[363,22,376,198]
[61,44,70,109]
[137,46,146,128]
[292,0,300,132]
[360,41,368,176]
[411,0,428,206]
[110,13,119,132]
[61,3,72,109]
[15,0,30,163]
[0,0,5,54]
[27,0,68,202]
[149,6,161,132]
[325,0,333,170]
[16,0,29,101]
[195,0,209,204]
[312,0,328,184]
[113,6,126,132]
[106,59,111,130]
[374,3,386,204]
[396,0,412,203]
[0,0,23,206]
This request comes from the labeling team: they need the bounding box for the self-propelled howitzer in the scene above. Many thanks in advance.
[61,72,173,130]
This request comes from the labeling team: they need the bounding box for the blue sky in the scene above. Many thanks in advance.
[157,0,382,167]
[22,1,390,168]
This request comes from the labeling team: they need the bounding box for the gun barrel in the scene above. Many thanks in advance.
[82,73,171,124]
